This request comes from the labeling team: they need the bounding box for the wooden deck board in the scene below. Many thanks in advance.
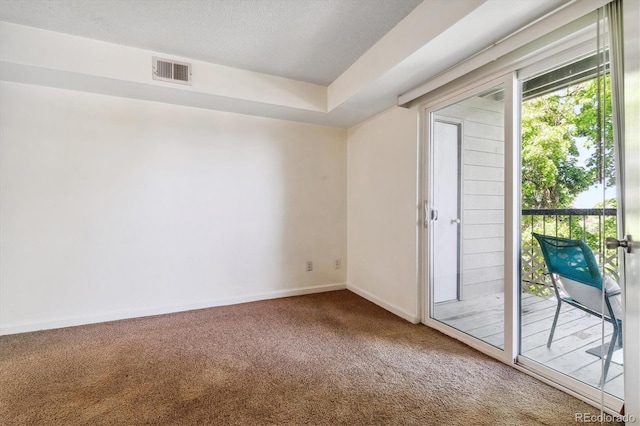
[433,292,624,399]
[521,320,611,354]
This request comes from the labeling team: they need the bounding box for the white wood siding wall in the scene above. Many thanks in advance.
[435,95,505,300]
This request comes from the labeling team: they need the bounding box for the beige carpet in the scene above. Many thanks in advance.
[0,290,619,425]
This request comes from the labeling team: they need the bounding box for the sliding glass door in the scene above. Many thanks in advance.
[422,3,633,415]
[518,50,624,402]
[426,79,510,354]
[514,5,632,411]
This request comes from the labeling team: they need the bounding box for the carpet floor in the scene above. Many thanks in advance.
[0,290,620,425]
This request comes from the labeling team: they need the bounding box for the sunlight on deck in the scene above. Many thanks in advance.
[433,292,624,399]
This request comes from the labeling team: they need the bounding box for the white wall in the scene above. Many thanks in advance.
[346,107,419,322]
[0,82,347,334]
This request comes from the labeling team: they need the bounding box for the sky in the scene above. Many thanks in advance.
[573,184,616,208]
[572,136,617,208]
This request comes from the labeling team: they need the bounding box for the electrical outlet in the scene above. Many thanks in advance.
[335,259,341,269]
[306,261,313,272]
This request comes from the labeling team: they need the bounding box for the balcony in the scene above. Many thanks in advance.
[519,208,622,398]
[434,208,623,398]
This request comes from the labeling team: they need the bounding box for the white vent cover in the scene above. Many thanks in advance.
[152,57,192,85]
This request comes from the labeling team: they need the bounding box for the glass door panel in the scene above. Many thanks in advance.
[430,83,506,349]
[518,52,624,401]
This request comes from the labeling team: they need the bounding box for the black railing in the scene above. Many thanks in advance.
[522,208,616,215]
[521,208,618,295]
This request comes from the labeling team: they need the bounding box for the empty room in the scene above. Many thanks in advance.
[1,0,638,424]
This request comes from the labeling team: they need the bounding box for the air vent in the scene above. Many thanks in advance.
[152,57,192,85]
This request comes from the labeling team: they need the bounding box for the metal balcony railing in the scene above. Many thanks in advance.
[521,208,618,296]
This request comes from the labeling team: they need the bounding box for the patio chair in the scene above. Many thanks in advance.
[532,233,623,387]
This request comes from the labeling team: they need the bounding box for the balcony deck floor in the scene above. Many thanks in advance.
[433,292,624,400]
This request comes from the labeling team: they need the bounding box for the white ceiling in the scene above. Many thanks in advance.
[0,0,576,128]
[0,0,423,86]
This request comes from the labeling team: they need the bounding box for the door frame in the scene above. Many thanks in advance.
[415,3,638,417]
[621,0,640,419]
[418,59,630,414]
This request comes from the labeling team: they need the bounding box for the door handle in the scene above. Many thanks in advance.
[423,201,438,227]
[424,201,428,227]
[606,235,632,253]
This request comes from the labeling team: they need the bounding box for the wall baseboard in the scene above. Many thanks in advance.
[346,283,419,324]
[0,283,347,336]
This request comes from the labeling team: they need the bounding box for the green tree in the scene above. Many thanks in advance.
[520,77,617,297]
[521,77,614,209]
[573,77,616,188]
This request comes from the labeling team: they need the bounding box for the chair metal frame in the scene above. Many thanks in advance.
[533,233,622,388]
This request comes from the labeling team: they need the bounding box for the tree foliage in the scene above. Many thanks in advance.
[573,78,616,188]
[521,77,614,209]
[520,77,618,297]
